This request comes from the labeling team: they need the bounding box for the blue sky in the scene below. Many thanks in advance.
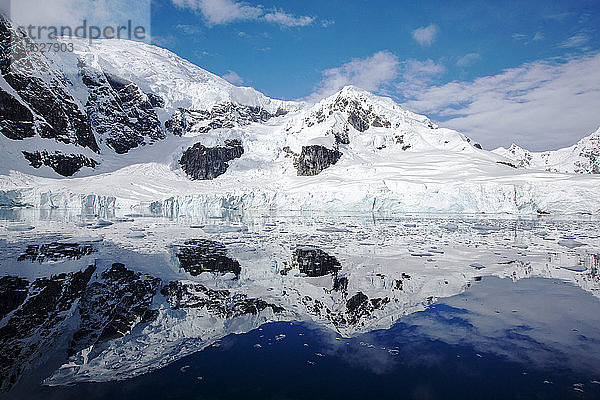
[7,0,600,150]
[149,0,600,150]
[152,0,596,97]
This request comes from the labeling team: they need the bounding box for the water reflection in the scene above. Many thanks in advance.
[0,209,599,397]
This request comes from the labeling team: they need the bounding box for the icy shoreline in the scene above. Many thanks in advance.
[1,169,599,216]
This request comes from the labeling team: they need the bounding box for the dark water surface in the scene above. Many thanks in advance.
[8,277,600,400]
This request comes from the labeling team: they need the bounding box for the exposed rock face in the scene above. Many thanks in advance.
[146,93,165,108]
[344,292,390,326]
[0,266,96,392]
[68,263,161,357]
[161,281,285,316]
[0,276,28,320]
[292,247,342,277]
[1,17,170,175]
[304,92,392,133]
[300,290,390,329]
[81,66,165,154]
[294,145,342,176]
[465,137,483,150]
[501,144,534,168]
[21,151,98,176]
[166,102,286,136]
[174,239,242,277]
[574,132,600,174]
[17,242,96,262]
[179,139,244,180]
[333,275,348,292]
[0,18,99,152]
[497,161,517,169]
[330,125,350,145]
[0,87,35,140]
[0,259,165,392]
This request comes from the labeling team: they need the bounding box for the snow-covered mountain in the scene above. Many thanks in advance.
[493,127,600,174]
[1,16,599,215]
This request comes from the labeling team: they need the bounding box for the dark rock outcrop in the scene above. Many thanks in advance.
[161,281,284,317]
[0,276,28,320]
[0,87,35,140]
[174,239,242,277]
[330,125,350,145]
[346,291,368,313]
[0,19,99,152]
[292,247,342,277]
[299,290,389,328]
[497,161,517,169]
[179,139,244,180]
[146,93,165,108]
[345,291,390,326]
[574,133,600,174]
[465,137,483,150]
[0,260,165,392]
[22,151,98,176]
[17,242,96,263]
[1,16,169,175]
[333,275,348,292]
[0,266,96,392]
[81,66,165,154]
[166,102,286,137]
[68,263,161,356]
[294,145,342,176]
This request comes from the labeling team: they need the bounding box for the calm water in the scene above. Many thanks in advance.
[1,209,599,399]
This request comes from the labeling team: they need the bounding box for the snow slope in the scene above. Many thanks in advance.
[66,38,300,117]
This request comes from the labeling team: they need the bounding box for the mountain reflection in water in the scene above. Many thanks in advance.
[1,209,599,399]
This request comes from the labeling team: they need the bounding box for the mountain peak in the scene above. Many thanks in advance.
[63,37,296,114]
[338,85,369,95]
[329,85,387,104]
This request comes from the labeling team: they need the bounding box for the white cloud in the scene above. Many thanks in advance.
[152,34,177,47]
[176,24,202,35]
[264,11,313,27]
[172,0,262,25]
[558,33,589,48]
[396,58,445,94]
[222,70,244,85]
[402,59,444,81]
[513,32,545,45]
[412,24,438,46]
[456,53,480,67]
[401,53,600,151]
[172,0,316,27]
[9,0,151,39]
[307,51,400,102]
